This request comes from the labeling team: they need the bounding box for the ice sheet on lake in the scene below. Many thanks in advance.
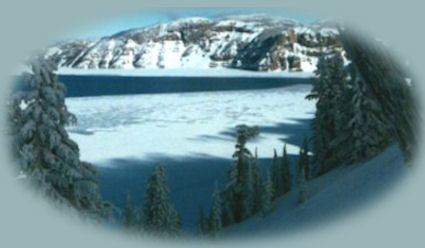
[65,85,315,167]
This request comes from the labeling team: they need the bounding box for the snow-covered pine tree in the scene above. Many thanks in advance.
[326,51,352,165]
[222,124,259,223]
[221,170,236,226]
[207,182,223,237]
[251,148,264,213]
[306,54,328,102]
[176,211,182,232]
[352,76,392,162]
[280,144,291,194]
[306,53,333,176]
[240,159,254,221]
[260,171,274,216]
[198,206,208,235]
[301,138,310,180]
[271,148,283,199]
[324,51,348,168]
[123,192,138,229]
[7,56,111,220]
[307,51,349,177]
[339,29,418,161]
[166,206,181,236]
[142,163,180,236]
[307,29,417,176]
[296,147,308,204]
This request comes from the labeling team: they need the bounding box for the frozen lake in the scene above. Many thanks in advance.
[65,84,315,233]
[66,84,315,163]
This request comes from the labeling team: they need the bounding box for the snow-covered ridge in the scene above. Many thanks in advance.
[45,15,341,74]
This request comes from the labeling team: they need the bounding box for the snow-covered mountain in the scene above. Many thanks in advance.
[45,15,342,73]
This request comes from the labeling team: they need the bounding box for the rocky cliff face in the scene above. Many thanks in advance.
[45,15,341,73]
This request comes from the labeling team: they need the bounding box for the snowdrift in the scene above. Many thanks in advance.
[224,144,406,238]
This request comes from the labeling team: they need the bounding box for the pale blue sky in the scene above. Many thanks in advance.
[72,8,319,40]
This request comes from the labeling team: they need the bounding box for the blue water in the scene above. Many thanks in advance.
[54,75,313,97]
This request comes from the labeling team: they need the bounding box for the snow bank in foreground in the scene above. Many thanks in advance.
[57,67,315,78]
[224,144,406,238]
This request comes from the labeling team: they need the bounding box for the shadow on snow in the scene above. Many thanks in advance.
[96,152,304,235]
[191,117,312,148]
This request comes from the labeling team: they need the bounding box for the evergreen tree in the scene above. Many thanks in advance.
[301,138,310,180]
[207,182,223,237]
[260,172,274,216]
[198,206,208,235]
[166,207,181,236]
[336,74,392,164]
[221,173,235,226]
[296,148,308,204]
[123,193,138,229]
[222,125,259,223]
[271,148,283,198]
[306,51,349,177]
[280,144,292,194]
[142,163,180,236]
[251,148,264,213]
[306,53,334,176]
[306,39,414,177]
[339,29,418,161]
[176,212,182,232]
[7,56,111,220]
[240,159,255,220]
